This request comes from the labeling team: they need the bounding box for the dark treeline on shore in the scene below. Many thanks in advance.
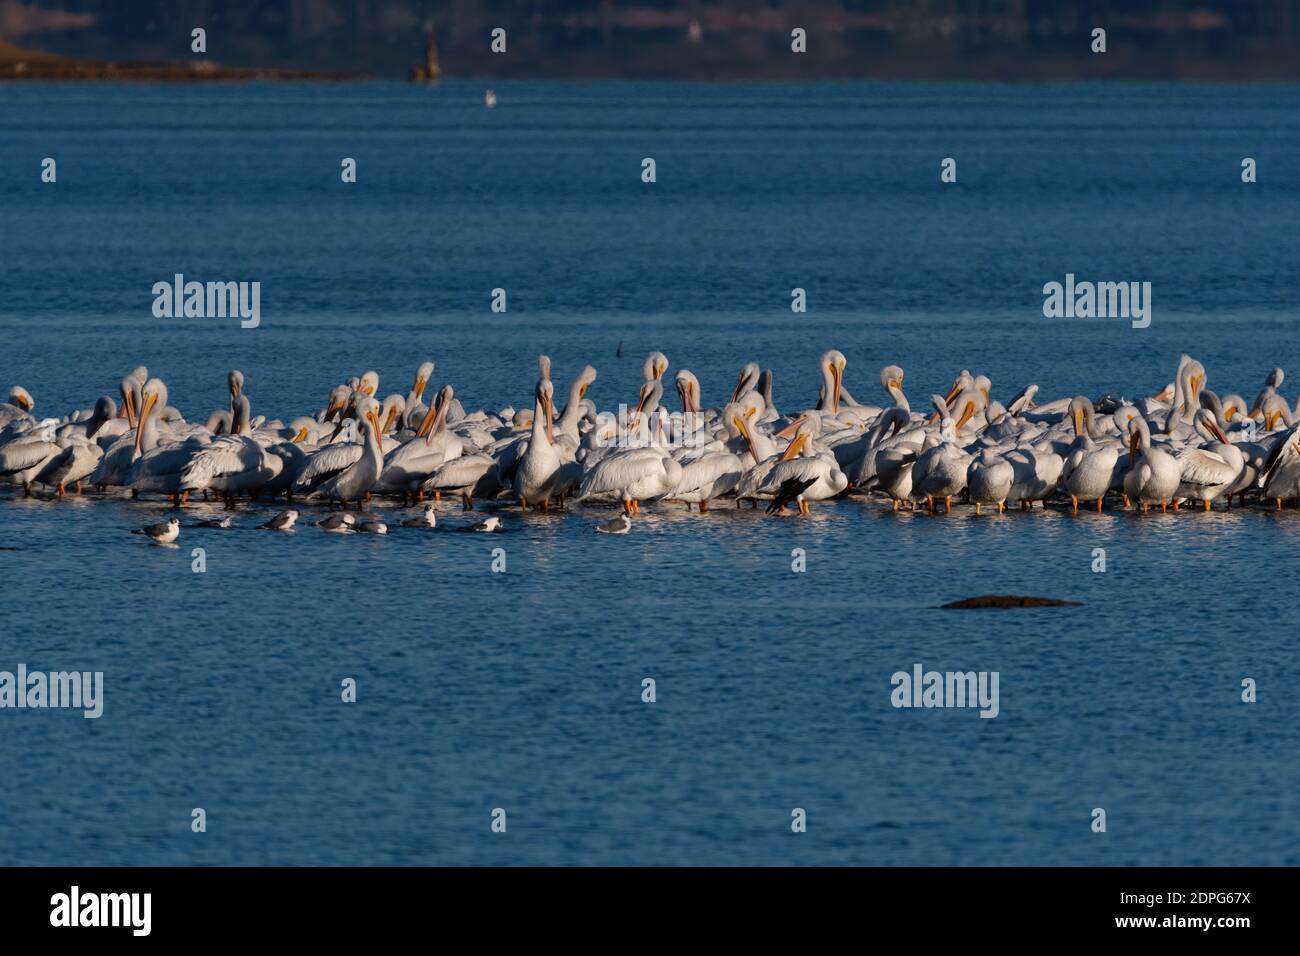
[2,0,1299,80]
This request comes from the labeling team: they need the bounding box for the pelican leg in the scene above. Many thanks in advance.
[540,498,549,513]
[462,493,472,511]
[975,502,981,515]
[927,495,934,512]
[699,502,708,513]
[57,482,65,497]
[623,499,632,515]
[519,496,527,511]
[181,490,189,506]
[1171,499,1179,512]
[1203,499,1211,512]
[1123,494,1131,509]
[1277,498,1284,509]
[416,489,424,502]
[1071,495,1078,514]
[434,490,441,502]
[1161,501,1167,513]
[1142,503,1149,513]
[997,501,1005,514]
[75,480,82,494]
[1096,497,1103,512]
[944,496,951,513]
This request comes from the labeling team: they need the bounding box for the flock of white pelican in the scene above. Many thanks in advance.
[3,352,1300,535]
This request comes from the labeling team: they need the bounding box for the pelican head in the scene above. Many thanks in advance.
[944,370,973,408]
[88,395,116,437]
[1193,408,1230,445]
[357,396,383,445]
[8,386,34,412]
[134,378,169,453]
[358,371,379,397]
[820,351,846,412]
[1067,396,1093,438]
[729,362,760,403]
[535,380,555,444]
[324,385,351,422]
[380,394,406,435]
[228,370,244,403]
[676,370,702,413]
[538,355,552,383]
[628,379,662,434]
[410,361,435,400]
[643,352,669,382]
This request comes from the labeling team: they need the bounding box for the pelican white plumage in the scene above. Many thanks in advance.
[312,397,385,509]
[757,415,848,514]
[1259,426,1300,507]
[1124,416,1181,512]
[577,446,682,514]
[1176,410,1243,511]
[967,448,1013,514]
[513,379,562,510]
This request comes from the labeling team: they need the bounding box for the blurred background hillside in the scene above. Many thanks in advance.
[2,0,1298,78]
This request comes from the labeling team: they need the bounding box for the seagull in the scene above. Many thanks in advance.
[470,516,501,533]
[595,513,631,534]
[131,518,180,545]
[356,517,388,534]
[259,510,300,531]
[317,513,355,534]
[189,516,233,529]
[399,504,437,528]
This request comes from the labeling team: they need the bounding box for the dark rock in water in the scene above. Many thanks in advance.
[942,595,1081,609]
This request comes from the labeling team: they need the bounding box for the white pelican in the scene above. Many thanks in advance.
[176,395,277,505]
[1259,426,1300,507]
[422,454,501,510]
[967,448,1013,514]
[1176,410,1242,511]
[0,419,59,495]
[912,398,971,513]
[1061,404,1121,513]
[311,397,385,509]
[757,415,848,514]
[513,379,561,510]
[672,445,744,512]
[577,446,682,514]
[1124,416,1180,512]
[377,385,460,497]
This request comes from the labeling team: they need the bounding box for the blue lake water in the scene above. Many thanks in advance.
[0,80,1298,865]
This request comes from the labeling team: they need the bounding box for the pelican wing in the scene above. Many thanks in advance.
[0,440,57,475]
[1177,449,1236,488]
[294,442,362,491]
[178,436,257,489]
[577,449,664,499]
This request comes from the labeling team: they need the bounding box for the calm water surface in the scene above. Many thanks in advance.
[0,81,1297,865]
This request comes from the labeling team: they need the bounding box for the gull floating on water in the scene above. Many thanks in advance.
[594,513,631,534]
[132,518,180,545]
[317,513,355,533]
[259,509,299,531]
[400,504,437,527]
